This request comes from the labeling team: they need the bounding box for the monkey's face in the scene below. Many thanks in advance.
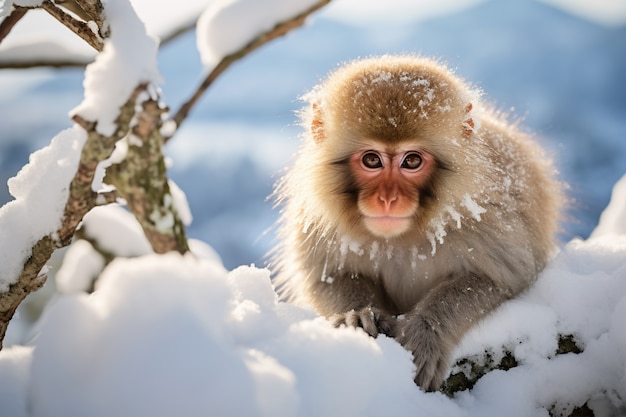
[349,141,437,239]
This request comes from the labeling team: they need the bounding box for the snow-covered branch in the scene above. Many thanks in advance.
[0,83,159,349]
[166,0,331,139]
[40,0,105,51]
[0,0,334,349]
[0,0,107,60]
[0,0,190,349]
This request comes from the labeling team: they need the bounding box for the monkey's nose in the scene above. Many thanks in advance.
[378,193,398,210]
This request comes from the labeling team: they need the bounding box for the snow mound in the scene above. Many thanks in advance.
[26,255,423,417]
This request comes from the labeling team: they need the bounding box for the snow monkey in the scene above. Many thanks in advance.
[272,55,562,391]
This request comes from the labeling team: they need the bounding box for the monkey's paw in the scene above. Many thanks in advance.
[396,316,453,391]
[329,307,397,338]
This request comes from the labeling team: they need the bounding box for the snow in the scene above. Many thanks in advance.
[80,205,153,257]
[70,0,161,136]
[461,193,487,221]
[591,174,626,238]
[0,345,31,417]
[0,125,85,291]
[196,0,321,69]
[130,0,213,40]
[169,179,193,226]
[21,254,426,417]
[55,239,105,294]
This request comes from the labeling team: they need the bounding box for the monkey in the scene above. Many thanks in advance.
[271,55,562,391]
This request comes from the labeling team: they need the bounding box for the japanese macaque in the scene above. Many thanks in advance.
[272,55,562,391]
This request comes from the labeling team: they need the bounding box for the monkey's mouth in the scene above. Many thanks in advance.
[363,216,412,238]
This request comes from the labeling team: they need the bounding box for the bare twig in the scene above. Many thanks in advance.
[41,0,104,51]
[164,0,331,142]
[0,7,28,45]
[0,58,92,69]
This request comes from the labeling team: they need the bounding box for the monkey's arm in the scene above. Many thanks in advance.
[396,272,510,391]
[306,272,398,337]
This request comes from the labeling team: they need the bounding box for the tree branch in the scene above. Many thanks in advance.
[0,7,28,45]
[164,0,331,142]
[41,0,104,51]
[0,58,91,69]
[55,0,108,39]
[105,97,189,254]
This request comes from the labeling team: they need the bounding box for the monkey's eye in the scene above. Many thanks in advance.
[361,152,383,169]
[401,152,424,170]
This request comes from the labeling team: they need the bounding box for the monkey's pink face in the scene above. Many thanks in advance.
[350,144,436,239]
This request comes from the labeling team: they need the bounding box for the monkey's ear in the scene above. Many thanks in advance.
[462,103,475,138]
[311,103,326,143]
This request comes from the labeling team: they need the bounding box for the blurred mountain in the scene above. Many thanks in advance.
[1,0,624,267]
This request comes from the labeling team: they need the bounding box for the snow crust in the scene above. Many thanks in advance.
[196,0,320,69]
[0,125,86,291]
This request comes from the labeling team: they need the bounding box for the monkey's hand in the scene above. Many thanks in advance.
[395,314,453,392]
[329,306,397,338]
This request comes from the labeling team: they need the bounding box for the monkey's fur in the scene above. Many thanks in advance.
[272,55,562,391]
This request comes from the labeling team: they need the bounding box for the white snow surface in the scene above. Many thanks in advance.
[196,0,321,69]
[0,175,625,416]
[0,125,86,291]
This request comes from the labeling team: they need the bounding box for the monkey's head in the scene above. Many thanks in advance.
[300,56,481,240]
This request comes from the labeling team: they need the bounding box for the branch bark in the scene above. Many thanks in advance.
[164,0,331,142]
[441,334,584,397]
[105,97,189,254]
[55,0,108,38]
[0,7,27,45]
[41,0,104,51]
